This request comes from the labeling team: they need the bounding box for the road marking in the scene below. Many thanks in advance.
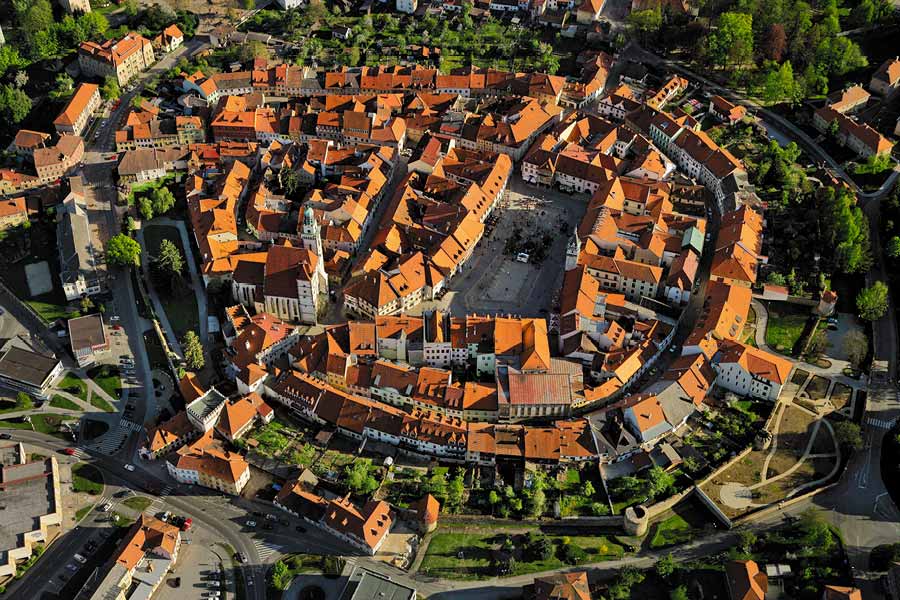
[865,417,895,429]
[253,540,283,561]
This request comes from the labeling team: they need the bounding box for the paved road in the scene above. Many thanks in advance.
[4,431,267,600]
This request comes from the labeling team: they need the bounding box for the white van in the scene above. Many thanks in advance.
[515,252,530,263]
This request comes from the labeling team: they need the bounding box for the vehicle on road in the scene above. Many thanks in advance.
[295,525,306,533]
[123,464,135,472]
[245,520,256,528]
[74,554,87,564]
[100,503,112,512]
[181,517,192,531]
[62,448,76,455]
[0,434,11,440]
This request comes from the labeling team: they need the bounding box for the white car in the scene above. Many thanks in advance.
[245,520,256,528]
[123,464,135,472]
[73,554,87,564]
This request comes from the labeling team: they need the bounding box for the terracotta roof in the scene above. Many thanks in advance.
[533,571,592,600]
[823,586,862,600]
[714,340,793,385]
[54,83,99,128]
[411,494,440,525]
[725,560,768,600]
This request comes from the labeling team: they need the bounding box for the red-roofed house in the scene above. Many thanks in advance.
[725,560,767,600]
[712,340,793,401]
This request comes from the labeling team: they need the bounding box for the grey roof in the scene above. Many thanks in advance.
[342,568,415,600]
[0,347,60,388]
[187,387,227,421]
[68,314,107,352]
[57,185,99,287]
[0,458,59,560]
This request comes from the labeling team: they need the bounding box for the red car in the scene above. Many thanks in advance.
[181,518,192,531]
[62,448,76,456]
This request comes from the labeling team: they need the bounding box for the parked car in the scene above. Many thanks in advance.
[73,554,87,564]
[245,520,256,528]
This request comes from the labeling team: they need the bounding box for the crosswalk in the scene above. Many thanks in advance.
[865,416,895,429]
[253,540,283,561]
[86,421,133,455]
[70,448,90,460]
[119,420,142,432]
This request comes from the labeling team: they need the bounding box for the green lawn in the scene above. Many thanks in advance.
[0,414,74,439]
[49,395,82,411]
[420,530,624,580]
[765,302,813,354]
[143,225,199,340]
[72,463,104,496]
[28,301,79,322]
[111,511,134,527]
[75,504,95,522]
[0,393,34,414]
[87,365,122,401]
[59,373,89,403]
[90,395,116,413]
[123,496,152,512]
[649,514,694,549]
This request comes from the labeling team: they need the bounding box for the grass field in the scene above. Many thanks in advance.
[765,302,812,354]
[72,463,103,495]
[75,504,95,522]
[0,414,74,439]
[58,373,89,403]
[49,395,81,411]
[420,530,624,580]
[90,395,116,413]
[123,496,152,512]
[649,514,694,549]
[88,365,122,401]
[143,225,199,340]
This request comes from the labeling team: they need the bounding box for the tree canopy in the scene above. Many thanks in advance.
[106,234,142,267]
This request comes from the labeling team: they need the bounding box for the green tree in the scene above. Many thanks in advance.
[670,586,689,600]
[582,480,595,498]
[528,487,546,517]
[761,61,798,103]
[183,330,205,370]
[15,392,33,410]
[153,238,184,293]
[609,567,645,600]
[106,234,142,267]
[0,46,27,78]
[645,466,675,499]
[139,197,154,221]
[706,12,754,69]
[19,0,54,41]
[347,46,361,67]
[843,329,868,370]
[0,85,32,125]
[656,554,677,578]
[269,559,290,590]
[344,461,379,496]
[101,76,120,101]
[488,490,500,515]
[738,530,757,553]
[50,73,76,101]
[856,281,888,321]
[627,7,662,44]
[447,473,465,511]
[150,187,176,215]
[833,421,863,451]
